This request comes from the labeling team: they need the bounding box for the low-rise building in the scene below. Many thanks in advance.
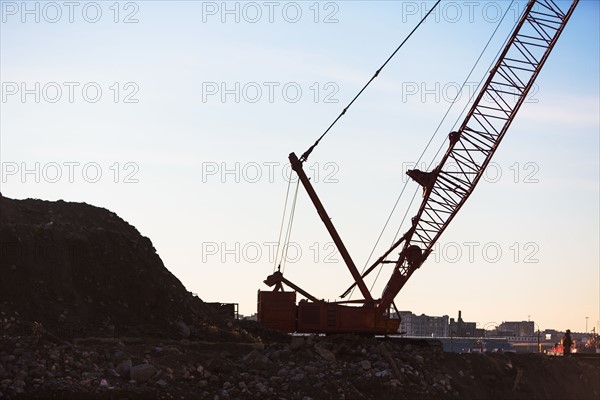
[397,311,449,337]
[448,310,483,337]
[498,321,535,337]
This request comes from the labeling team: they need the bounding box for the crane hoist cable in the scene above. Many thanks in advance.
[351,0,517,299]
[299,0,442,163]
[280,180,300,273]
[273,168,294,272]
[273,168,300,272]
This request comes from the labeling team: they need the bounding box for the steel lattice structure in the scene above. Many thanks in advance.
[376,0,579,310]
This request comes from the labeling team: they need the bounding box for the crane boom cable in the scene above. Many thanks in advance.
[395,0,517,239]
[425,0,522,171]
[300,0,442,163]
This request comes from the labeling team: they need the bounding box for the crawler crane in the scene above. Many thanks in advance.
[258,0,579,334]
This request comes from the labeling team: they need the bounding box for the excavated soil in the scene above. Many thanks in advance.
[0,195,247,342]
[0,195,598,399]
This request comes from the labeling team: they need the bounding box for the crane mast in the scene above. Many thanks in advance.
[258,0,578,334]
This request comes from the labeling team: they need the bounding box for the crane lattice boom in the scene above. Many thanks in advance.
[377,0,579,311]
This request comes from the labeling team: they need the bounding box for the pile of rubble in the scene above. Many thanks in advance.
[1,333,598,399]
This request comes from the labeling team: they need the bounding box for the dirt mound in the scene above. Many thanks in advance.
[0,195,250,341]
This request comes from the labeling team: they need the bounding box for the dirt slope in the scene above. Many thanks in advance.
[0,195,244,341]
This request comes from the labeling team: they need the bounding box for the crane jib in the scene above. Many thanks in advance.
[378,0,580,312]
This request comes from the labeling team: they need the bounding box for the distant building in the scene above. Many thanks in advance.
[498,321,535,337]
[448,310,484,337]
[543,329,562,342]
[397,311,449,337]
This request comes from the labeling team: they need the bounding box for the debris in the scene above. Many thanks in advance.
[314,343,336,362]
[130,364,157,383]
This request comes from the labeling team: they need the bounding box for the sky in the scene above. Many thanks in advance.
[1,0,598,334]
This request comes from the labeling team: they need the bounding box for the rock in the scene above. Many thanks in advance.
[375,369,392,377]
[130,363,157,383]
[290,373,305,382]
[414,355,424,364]
[175,321,191,338]
[116,359,132,379]
[113,350,126,362]
[304,365,319,375]
[79,379,91,387]
[255,382,268,393]
[156,379,167,388]
[290,337,305,351]
[0,355,15,363]
[314,343,336,362]
[361,360,372,370]
[243,350,269,364]
[29,367,45,379]
[99,379,109,388]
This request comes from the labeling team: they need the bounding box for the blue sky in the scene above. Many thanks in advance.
[1,0,598,333]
